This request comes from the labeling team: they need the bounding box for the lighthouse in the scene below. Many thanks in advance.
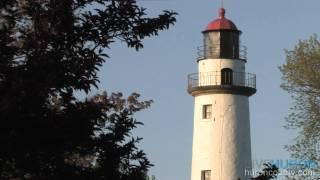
[188,8,256,180]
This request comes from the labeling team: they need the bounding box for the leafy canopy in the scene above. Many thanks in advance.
[0,0,176,179]
[280,34,320,179]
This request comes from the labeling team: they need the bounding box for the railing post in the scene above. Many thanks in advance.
[215,71,217,85]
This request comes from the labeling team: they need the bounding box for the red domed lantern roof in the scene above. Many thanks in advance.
[206,8,238,31]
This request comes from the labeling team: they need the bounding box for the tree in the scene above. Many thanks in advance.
[280,34,320,179]
[0,0,177,179]
[252,163,279,180]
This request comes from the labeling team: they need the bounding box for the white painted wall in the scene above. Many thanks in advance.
[198,58,245,73]
[197,58,246,87]
[191,58,252,180]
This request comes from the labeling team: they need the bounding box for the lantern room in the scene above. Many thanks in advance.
[199,8,245,60]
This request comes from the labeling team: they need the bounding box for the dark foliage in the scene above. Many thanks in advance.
[0,0,176,179]
[252,163,279,180]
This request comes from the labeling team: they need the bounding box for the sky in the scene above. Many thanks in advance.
[97,0,320,179]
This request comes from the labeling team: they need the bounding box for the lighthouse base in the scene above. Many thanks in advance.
[191,94,252,180]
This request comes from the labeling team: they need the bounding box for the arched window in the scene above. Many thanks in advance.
[221,68,233,85]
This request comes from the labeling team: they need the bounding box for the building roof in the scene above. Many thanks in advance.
[206,8,238,31]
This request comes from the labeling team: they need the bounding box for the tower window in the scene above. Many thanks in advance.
[221,68,233,85]
[201,170,211,180]
[203,105,212,119]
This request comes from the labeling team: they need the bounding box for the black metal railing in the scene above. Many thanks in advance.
[188,71,256,89]
[197,45,247,60]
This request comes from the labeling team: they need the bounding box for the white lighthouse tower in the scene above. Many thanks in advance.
[188,8,256,180]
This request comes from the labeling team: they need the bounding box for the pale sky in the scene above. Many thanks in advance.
[98,0,320,179]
